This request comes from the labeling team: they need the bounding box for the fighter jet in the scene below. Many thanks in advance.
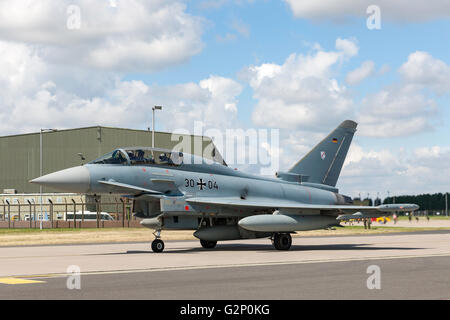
[30,120,419,252]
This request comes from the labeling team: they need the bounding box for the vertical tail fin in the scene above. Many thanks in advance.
[288,120,357,187]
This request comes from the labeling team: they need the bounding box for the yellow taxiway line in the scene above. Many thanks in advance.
[0,277,45,285]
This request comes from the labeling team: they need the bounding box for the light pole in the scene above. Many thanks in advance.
[40,128,57,230]
[152,106,162,148]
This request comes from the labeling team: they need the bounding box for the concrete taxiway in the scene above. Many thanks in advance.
[1,231,450,299]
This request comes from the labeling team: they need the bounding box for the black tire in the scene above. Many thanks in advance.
[151,239,165,253]
[200,239,217,249]
[272,233,292,250]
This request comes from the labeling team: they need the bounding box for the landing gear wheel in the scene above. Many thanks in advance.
[272,233,292,250]
[200,239,217,249]
[151,239,165,253]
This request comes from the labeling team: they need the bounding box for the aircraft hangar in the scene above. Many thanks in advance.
[0,126,220,194]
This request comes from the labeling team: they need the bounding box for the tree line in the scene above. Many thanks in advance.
[352,193,449,211]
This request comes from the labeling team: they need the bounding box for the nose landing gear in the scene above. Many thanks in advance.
[151,229,165,253]
[151,239,164,252]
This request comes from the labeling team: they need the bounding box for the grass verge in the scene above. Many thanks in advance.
[1,225,450,247]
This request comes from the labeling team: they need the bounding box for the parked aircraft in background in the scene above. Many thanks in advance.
[31,120,419,252]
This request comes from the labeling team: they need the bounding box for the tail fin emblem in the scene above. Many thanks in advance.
[320,151,326,160]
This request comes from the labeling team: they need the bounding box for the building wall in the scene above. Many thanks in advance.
[0,126,218,193]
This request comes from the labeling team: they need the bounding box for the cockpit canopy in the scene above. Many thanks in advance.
[90,147,192,167]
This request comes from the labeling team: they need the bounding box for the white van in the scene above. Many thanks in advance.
[64,211,114,221]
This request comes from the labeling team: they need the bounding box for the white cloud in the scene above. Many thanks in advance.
[339,144,450,197]
[243,38,360,177]
[198,0,255,10]
[357,51,450,137]
[0,39,242,136]
[0,0,204,72]
[242,40,449,192]
[357,84,437,137]
[246,44,448,140]
[248,38,356,131]
[284,0,450,22]
[257,127,450,196]
[335,38,359,57]
[346,60,375,85]
[399,51,450,94]
[0,76,243,136]
[414,146,450,159]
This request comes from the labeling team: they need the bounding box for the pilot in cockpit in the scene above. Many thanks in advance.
[112,150,126,164]
[136,150,145,160]
[127,151,136,161]
[159,152,169,164]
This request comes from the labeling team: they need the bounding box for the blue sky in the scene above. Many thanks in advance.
[0,0,449,196]
[125,0,450,150]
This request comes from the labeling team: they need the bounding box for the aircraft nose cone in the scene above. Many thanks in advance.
[30,166,90,193]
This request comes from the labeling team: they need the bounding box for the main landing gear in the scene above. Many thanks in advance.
[200,239,217,249]
[151,229,165,253]
[271,233,292,250]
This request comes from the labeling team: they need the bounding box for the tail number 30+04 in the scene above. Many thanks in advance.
[185,178,218,191]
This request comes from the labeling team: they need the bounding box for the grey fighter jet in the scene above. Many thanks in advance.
[30,120,419,252]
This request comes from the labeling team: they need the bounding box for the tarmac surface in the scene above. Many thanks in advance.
[1,231,450,299]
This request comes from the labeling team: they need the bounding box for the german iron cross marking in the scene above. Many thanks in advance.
[197,178,206,190]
